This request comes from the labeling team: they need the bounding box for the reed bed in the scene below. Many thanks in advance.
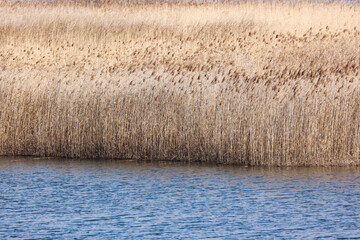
[0,2,359,166]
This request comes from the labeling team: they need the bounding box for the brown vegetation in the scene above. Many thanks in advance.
[0,2,359,165]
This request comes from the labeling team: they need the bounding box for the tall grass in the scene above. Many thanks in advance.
[0,2,359,166]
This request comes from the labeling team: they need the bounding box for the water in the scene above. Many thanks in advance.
[1,157,360,239]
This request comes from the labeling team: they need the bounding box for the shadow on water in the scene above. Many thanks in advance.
[1,157,360,239]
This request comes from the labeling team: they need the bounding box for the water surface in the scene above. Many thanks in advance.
[1,157,360,239]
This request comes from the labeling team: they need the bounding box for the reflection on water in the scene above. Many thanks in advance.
[1,157,360,239]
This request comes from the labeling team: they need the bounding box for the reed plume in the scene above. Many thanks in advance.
[0,2,359,166]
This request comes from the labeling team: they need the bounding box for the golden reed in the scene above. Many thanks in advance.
[0,2,359,165]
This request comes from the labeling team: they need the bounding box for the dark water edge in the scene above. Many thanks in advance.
[1,157,360,239]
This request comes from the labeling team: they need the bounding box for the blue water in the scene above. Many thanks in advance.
[1,157,360,239]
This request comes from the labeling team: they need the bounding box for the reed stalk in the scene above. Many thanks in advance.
[0,2,359,165]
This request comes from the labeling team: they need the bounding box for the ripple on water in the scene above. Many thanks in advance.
[0,157,360,239]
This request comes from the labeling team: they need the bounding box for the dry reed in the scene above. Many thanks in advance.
[0,2,359,166]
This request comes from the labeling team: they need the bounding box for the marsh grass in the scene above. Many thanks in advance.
[0,2,359,165]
